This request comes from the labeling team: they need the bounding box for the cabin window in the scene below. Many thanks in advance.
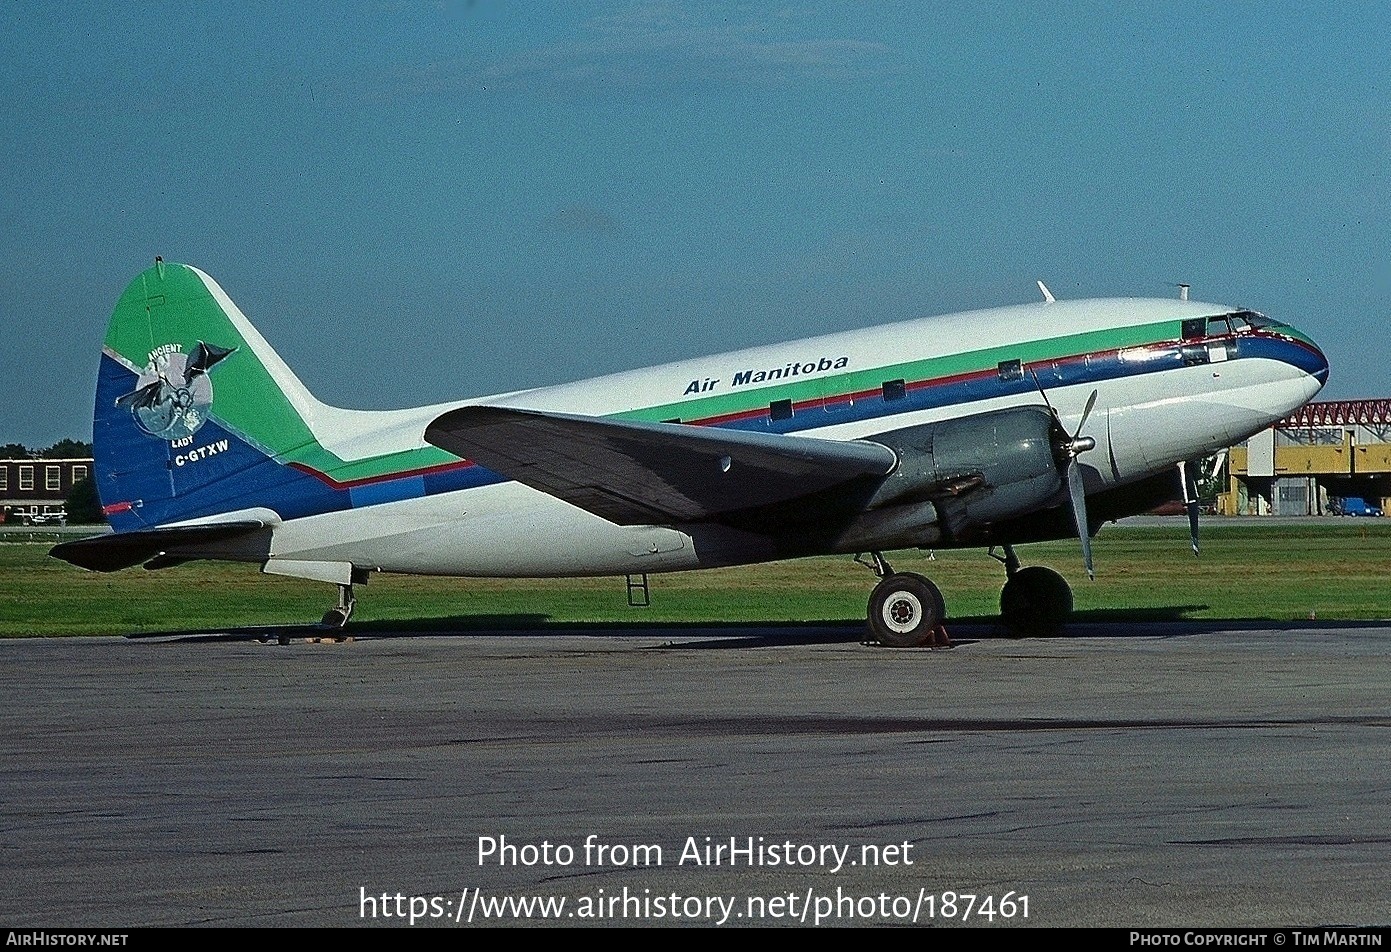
[1207,315,1233,335]
[19,465,33,491]
[45,466,60,491]
[882,379,906,402]
[769,399,793,421]
[997,359,1023,382]
[1181,318,1206,340]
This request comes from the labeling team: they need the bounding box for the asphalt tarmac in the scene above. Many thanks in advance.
[2,621,1388,928]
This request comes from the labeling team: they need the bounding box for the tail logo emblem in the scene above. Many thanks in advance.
[115,341,237,441]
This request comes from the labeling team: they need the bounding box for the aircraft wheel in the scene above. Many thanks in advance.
[320,608,350,630]
[999,566,1073,636]
[868,572,945,647]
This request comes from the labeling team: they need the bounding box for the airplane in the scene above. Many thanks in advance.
[52,259,1329,645]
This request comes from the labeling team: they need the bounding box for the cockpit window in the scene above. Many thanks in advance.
[1206,315,1233,335]
[1229,309,1283,331]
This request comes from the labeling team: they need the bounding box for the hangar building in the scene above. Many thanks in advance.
[1221,400,1391,516]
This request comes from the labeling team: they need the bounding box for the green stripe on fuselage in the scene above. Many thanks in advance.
[104,261,1185,486]
[613,320,1180,425]
[1276,324,1320,351]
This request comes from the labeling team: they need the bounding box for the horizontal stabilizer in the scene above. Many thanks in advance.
[50,521,267,572]
[425,406,898,524]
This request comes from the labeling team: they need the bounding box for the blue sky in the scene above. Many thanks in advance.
[2,1,1386,446]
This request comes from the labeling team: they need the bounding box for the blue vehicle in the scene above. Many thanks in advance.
[1334,497,1383,517]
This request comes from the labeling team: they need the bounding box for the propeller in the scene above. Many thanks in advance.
[1032,370,1099,579]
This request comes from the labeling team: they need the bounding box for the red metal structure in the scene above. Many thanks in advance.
[1280,399,1391,429]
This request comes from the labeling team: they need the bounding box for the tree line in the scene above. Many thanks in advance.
[1,439,93,460]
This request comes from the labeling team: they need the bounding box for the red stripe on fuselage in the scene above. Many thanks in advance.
[284,336,1201,487]
[289,457,476,490]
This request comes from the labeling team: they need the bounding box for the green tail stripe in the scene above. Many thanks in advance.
[105,263,321,456]
[104,265,471,483]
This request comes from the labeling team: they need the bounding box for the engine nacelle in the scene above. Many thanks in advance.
[867,405,1065,540]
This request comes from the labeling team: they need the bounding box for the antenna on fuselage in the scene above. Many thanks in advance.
[1177,283,1190,301]
[1037,280,1056,304]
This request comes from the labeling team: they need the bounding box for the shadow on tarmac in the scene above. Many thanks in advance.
[124,606,1391,647]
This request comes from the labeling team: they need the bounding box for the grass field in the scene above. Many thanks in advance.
[2,523,1389,636]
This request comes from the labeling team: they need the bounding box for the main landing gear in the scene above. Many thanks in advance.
[859,552,952,649]
[320,582,356,630]
[992,544,1073,636]
[858,545,1077,646]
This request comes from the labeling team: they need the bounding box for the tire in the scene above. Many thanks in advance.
[320,608,350,630]
[868,572,945,647]
[999,566,1073,636]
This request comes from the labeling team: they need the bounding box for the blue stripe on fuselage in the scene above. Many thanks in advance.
[98,331,1320,530]
[1233,333,1329,382]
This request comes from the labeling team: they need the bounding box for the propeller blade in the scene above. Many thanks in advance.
[1027,368,1055,413]
[1074,389,1098,438]
[1066,458,1094,580]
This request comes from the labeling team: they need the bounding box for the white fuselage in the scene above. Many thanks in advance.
[248,298,1324,578]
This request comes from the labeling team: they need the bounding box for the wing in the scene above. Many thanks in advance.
[424,406,898,525]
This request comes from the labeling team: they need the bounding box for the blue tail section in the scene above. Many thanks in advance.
[93,351,347,531]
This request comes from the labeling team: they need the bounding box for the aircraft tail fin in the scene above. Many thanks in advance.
[92,260,343,532]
